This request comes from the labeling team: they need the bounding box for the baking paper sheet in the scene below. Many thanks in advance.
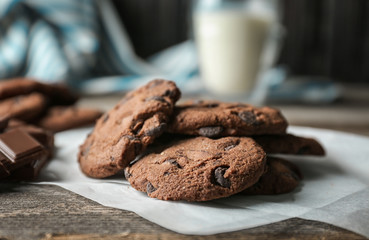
[36,126,369,236]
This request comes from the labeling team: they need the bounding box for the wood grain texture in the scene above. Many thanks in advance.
[0,183,366,240]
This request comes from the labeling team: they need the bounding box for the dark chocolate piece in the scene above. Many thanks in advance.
[0,129,43,162]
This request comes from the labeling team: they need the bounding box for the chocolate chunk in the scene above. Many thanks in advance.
[221,139,240,151]
[198,126,224,137]
[110,156,115,161]
[146,182,157,193]
[145,96,167,103]
[224,144,237,151]
[163,89,177,98]
[0,129,43,162]
[144,123,167,137]
[213,167,231,188]
[165,159,182,168]
[238,111,258,125]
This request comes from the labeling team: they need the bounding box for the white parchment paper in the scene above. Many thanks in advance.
[36,126,369,236]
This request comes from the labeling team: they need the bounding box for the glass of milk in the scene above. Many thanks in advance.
[193,0,282,103]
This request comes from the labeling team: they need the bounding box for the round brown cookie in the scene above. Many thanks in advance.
[168,100,288,138]
[253,134,325,156]
[78,79,181,178]
[242,157,302,195]
[36,106,103,132]
[125,136,266,201]
[0,93,47,121]
[0,78,78,105]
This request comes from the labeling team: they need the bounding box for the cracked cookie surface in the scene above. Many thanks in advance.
[125,136,266,201]
[168,100,288,137]
[78,79,181,178]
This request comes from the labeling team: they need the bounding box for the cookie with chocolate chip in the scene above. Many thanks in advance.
[242,157,302,195]
[78,79,181,178]
[253,134,325,156]
[0,93,47,121]
[36,106,103,132]
[125,136,266,201]
[168,100,288,138]
[0,78,78,105]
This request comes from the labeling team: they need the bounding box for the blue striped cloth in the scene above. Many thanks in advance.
[0,0,199,94]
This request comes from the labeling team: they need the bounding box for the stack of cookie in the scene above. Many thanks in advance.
[0,78,103,180]
[0,78,103,133]
[78,79,325,201]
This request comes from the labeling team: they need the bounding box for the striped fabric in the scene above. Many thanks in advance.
[0,0,198,93]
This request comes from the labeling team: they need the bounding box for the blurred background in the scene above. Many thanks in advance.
[113,0,369,84]
[0,0,368,135]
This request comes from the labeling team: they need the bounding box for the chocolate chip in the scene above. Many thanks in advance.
[223,139,240,151]
[124,169,131,179]
[146,182,157,193]
[213,167,231,188]
[198,126,224,137]
[102,113,109,123]
[163,89,176,98]
[110,156,115,161]
[224,145,236,151]
[144,123,167,137]
[238,111,258,125]
[145,96,167,103]
[165,159,182,168]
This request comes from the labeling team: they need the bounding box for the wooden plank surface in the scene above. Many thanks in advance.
[0,183,366,240]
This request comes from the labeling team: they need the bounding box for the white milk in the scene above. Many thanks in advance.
[194,10,274,96]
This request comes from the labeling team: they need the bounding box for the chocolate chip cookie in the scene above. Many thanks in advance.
[78,79,181,178]
[168,100,288,137]
[125,136,266,201]
[253,134,325,155]
[0,93,47,121]
[36,106,103,132]
[242,157,302,195]
[0,78,78,105]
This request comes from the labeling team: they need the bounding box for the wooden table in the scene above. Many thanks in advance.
[1,84,368,240]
